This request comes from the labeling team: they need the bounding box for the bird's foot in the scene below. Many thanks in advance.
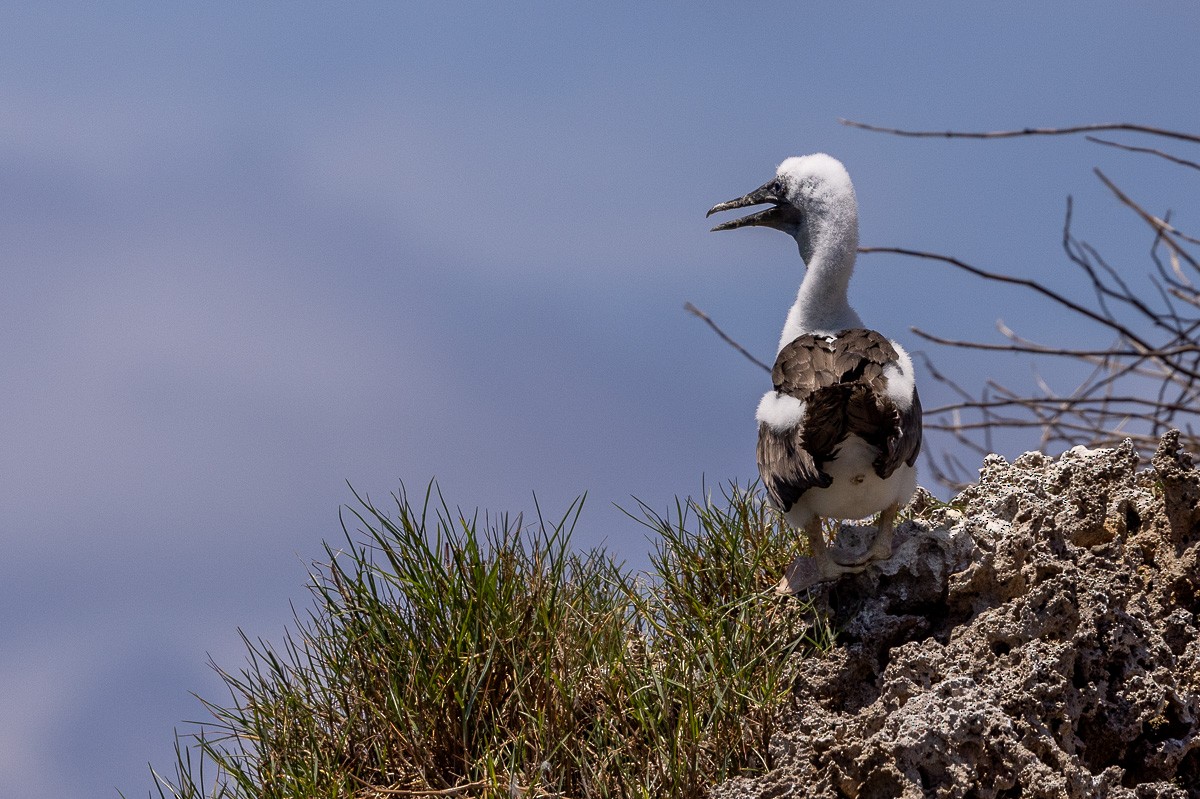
[827,544,875,568]
[827,537,896,567]
[867,528,897,561]
[775,523,900,595]
[774,553,868,595]
[823,523,894,567]
[776,510,903,595]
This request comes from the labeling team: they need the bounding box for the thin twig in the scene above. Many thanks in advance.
[860,246,1200,380]
[840,119,1200,145]
[1094,169,1200,272]
[1170,286,1200,310]
[684,302,772,373]
[911,327,1199,358]
[1084,135,1200,172]
[927,395,1198,415]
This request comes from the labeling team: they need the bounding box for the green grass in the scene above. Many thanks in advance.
[146,481,833,799]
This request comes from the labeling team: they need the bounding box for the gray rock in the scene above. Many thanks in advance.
[715,434,1200,799]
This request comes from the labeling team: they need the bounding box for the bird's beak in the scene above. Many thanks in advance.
[706,178,798,232]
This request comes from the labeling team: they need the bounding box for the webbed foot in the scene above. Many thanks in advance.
[774,553,868,594]
[774,506,901,594]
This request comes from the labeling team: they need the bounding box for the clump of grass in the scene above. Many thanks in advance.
[147,481,833,799]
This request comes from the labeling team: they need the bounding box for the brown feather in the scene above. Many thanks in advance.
[757,423,830,512]
[757,328,922,512]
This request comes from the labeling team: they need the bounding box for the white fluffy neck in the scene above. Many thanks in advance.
[777,193,862,350]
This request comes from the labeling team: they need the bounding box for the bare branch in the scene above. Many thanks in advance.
[927,395,1198,415]
[854,125,1200,485]
[1094,169,1200,274]
[684,302,772,373]
[1170,286,1200,310]
[911,327,1198,359]
[858,246,1200,379]
[840,119,1200,145]
[1061,196,1190,339]
[915,351,976,406]
[1084,135,1200,172]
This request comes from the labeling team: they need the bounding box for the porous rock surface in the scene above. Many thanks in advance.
[716,432,1200,799]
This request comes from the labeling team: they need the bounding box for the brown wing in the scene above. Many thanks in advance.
[757,328,922,511]
[875,384,923,477]
[757,422,831,513]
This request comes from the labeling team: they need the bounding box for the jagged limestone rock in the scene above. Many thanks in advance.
[715,434,1200,799]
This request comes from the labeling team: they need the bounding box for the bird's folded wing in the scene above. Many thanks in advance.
[757,423,830,512]
[757,328,922,507]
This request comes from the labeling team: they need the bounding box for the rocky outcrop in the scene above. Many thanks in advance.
[715,433,1200,798]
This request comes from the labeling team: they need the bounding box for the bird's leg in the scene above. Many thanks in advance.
[868,503,900,562]
[804,515,832,562]
[775,517,870,595]
[826,503,901,567]
[825,501,902,568]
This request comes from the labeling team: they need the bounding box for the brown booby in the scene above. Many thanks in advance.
[708,154,922,593]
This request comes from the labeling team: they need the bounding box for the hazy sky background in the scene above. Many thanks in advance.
[2,3,1198,796]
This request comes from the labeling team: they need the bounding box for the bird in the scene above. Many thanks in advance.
[707,154,922,594]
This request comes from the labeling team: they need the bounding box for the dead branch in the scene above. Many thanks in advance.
[853,120,1200,488]
[858,246,1199,380]
[1094,169,1200,273]
[911,327,1199,359]
[839,119,1200,145]
[1084,136,1200,173]
[684,302,772,373]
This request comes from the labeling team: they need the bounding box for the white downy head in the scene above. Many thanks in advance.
[773,153,858,265]
[774,154,862,345]
[708,153,864,346]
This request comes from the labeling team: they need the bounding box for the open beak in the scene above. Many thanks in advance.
[707,178,799,232]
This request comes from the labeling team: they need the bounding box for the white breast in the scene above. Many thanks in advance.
[783,435,918,527]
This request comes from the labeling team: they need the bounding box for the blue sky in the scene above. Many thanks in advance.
[2,3,1198,796]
